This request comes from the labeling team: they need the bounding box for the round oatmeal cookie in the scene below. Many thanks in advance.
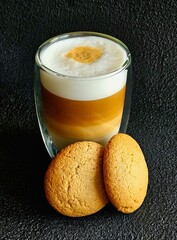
[103,133,148,214]
[44,141,108,217]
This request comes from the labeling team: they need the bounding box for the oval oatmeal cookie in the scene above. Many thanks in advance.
[103,133,148,214]
[44,141,108,217]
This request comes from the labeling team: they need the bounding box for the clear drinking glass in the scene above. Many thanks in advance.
[34,31,132,158]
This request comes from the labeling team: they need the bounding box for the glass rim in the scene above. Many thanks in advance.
[35,31,131,80]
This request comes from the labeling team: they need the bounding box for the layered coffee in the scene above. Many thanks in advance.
[39,35,128,150]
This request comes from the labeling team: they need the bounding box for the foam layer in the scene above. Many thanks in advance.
[39,35,128,100]
[40,36,127,77]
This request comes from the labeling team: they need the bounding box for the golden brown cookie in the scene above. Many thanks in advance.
[44,141,108,217]
[103,133,148,214]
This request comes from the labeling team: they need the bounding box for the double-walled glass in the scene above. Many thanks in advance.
[34,32,132,158]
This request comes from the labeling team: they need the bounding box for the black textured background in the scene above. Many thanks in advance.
[1,0,177,239]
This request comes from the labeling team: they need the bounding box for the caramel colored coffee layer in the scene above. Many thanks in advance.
[41,85,125,139]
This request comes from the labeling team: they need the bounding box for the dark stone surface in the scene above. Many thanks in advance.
[1,0,177,239]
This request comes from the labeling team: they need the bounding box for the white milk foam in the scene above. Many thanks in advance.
[40,36,128,100]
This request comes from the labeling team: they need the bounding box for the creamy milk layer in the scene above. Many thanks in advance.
[48,126,120,151]
[40,36,128,100]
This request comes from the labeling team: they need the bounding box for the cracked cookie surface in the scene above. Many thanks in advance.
[44,141,108,217]
[103,133,148,213]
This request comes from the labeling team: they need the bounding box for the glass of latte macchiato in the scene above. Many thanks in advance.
[34,31,132,158]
